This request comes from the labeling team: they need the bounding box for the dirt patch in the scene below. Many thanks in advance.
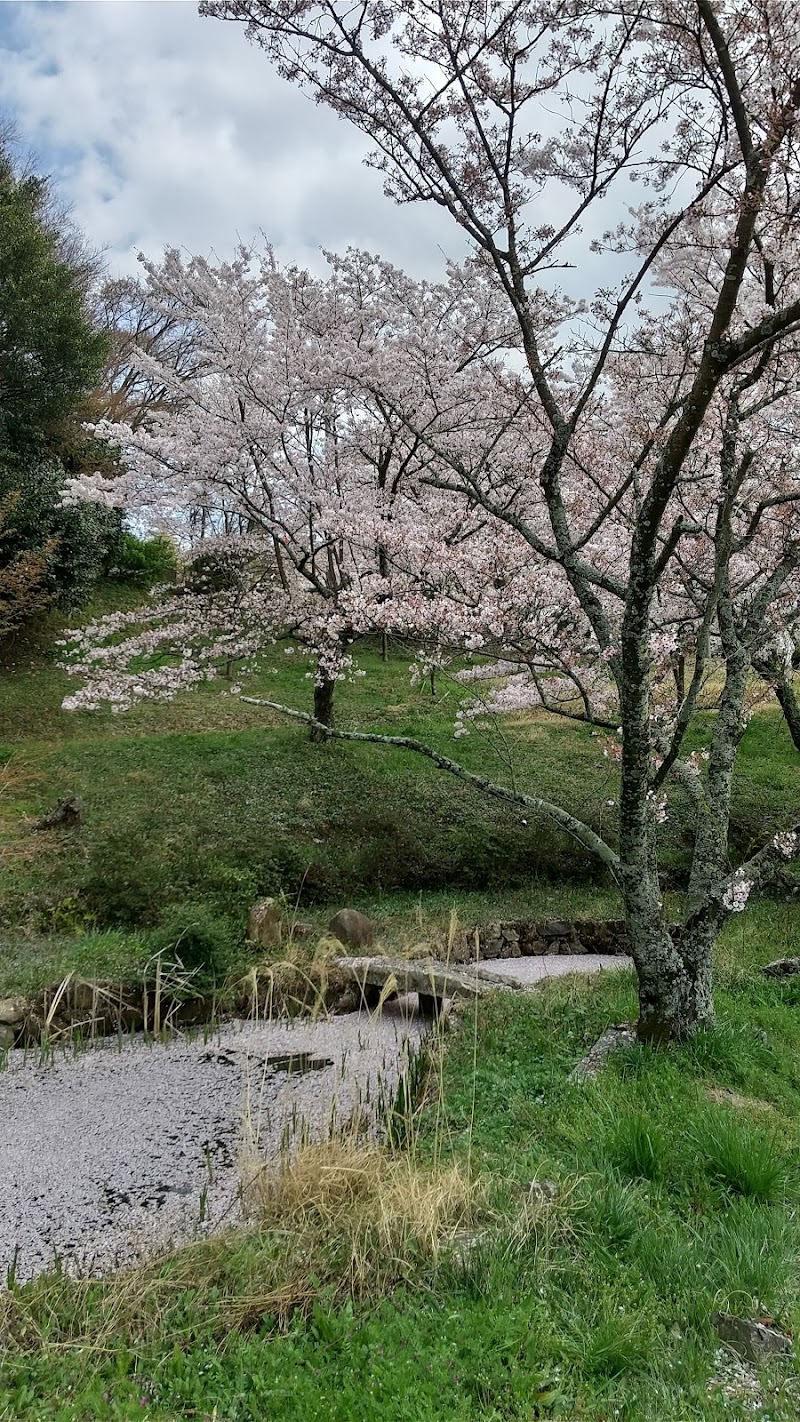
[705,1086,776,1115]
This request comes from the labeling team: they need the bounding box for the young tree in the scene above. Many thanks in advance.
[194,0,800,1041]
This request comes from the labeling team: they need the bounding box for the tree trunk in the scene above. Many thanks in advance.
[673,654,686,705]
[631,922,715,1044]
[775,678,800,753]
[310,670,336,742]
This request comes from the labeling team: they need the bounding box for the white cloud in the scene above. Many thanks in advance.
[0,0,462,279]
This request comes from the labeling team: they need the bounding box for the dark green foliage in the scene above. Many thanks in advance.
[149,901,239,981]
[0,144,112,642]
[0,459,123,611]
[111,532,179,583]
[0,156,106,457]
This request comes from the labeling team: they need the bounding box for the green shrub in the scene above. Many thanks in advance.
[150,902,239,981]
[111,532,178,582]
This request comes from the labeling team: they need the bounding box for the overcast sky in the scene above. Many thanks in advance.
[0,0,462,281]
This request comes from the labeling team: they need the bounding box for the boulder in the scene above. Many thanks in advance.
[761,956,800,978]
[290,920,316,941]
[327,908,375,949]
[0,1024,16,1051]
[247,897,284,949]
[0,997,26,1026]
[713,1313,792,1362]
[33,795,83,831]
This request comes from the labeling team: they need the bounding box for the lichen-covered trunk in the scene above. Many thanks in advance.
[619,568,716,1043]
[310,670,336,743]
[776,678,800,753]
[627,913,715,1044]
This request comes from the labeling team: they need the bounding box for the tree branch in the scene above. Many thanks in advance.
[239,694,621,870]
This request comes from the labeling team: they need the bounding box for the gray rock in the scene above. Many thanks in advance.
[540,919,575,940]
[247,897,284,948]
[523,1178,559,1202]
[761,957,800,978]
[327,909,375,949]
[448,1228,491,1266]
[713,1313,792,1362]
[331,988,359,1015]
[0,1025,16,1051]
[32,795,83,831]
[290,920,316,941]
[569,1024,637,1082]
[0,997,26,1026]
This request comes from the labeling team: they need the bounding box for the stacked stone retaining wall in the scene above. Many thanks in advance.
[449,918,630,963]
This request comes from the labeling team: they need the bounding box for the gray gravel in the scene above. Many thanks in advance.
[477,952,632,985]
[0,1004,421,1283]
[0,954,629,1283]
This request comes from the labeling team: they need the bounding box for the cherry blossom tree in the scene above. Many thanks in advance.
[186,0,800,1042]
[61,245,511,733]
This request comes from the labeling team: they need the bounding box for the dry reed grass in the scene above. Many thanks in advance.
[243,1135,479,1290]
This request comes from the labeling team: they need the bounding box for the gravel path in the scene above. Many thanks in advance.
[478,952,631,985]
[0,954,629,1283]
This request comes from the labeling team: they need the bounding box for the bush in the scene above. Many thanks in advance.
[0,459,125,617]
[111,532,178,583]
[150,902,239,982]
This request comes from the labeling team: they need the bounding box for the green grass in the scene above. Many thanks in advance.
[1,588,798,996]
[5,958,800,1420]
[3,597,800,1417]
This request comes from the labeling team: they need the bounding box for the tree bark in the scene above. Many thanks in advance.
[673,654,686,706]
[310,670,336,742]
[631,922,715,1044]
[775,678,800,753]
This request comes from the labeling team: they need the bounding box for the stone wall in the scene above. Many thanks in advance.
[448,918,630,964]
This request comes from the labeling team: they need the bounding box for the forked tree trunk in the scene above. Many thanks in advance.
[630,919,715,1044]
[310,670,336,742]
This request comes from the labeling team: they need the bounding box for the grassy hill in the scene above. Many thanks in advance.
[1,585,799,995]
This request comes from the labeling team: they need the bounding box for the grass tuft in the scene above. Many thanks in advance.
[693,1113,790,1202]
[604,1111,667,1182]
